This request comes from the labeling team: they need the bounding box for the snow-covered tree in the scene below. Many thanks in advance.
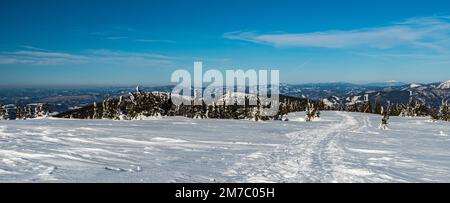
[439,100,449,121]
[305,102,313,122]
[362,101,372,113]
[0,104,6,120]
[251,106,260,121]
[136,84,142,95]
[16,106,25,120]
[35,103,49,118]
[314,107,321,119]
[92,102,101,119]
[374,101,382,114]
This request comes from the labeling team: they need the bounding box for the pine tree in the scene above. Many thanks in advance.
[93,102,101,119]
[314,104,321,118]
[35,103,49,117]
[25,105,34,118]
[305,101,312,122]
[445,105,449,121]
[102,97,109,118]
[362,101,372,113]
[439,100,449,121]
[16,106,24,120]
[374,102,382,114]
[252,106,260,121]
[4,106,10,120]
[0,104,6,120]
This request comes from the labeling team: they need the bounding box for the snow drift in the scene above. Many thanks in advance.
[0,111,449,182]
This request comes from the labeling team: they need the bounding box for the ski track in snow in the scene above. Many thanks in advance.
[0,111,450,182]
[225,112,359,182]
[225,112,450,183]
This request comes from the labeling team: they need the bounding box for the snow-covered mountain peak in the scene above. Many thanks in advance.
[438,80,450,89]
[410,83,422,88]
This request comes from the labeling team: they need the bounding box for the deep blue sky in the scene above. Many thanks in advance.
[1,0,450,86]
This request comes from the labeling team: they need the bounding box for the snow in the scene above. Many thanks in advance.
[0,111,450,183]
[322,98,334,107]
[438,80,450,89]
[409,83,422,88]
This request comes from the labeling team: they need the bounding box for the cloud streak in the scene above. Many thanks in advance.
[135,39,176,43]
[0,48,174,67]
[224,16,450,51]
[0,50,88,65]
[21,45,49,51]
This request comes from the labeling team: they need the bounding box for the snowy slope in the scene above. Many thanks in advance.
[438,80,450,89]
[0,111,449,182]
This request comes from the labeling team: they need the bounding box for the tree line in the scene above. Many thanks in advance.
[56,90,313,121]
[323,98,449,122]
[0,103,49,120]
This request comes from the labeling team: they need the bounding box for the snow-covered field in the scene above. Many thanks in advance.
[0,111,449,183]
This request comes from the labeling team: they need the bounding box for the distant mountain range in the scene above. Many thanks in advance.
[1,81,449,115]
[281,81,450,109]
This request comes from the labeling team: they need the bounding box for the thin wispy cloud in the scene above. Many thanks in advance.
[106,36,129,40]
[135,39,176,43]
[0,49,174,66]
[21,45,48,51]
[89,28,176,44]
[0,50,87,65]
[86,49,175,66]
[89,26,135,41]
[3,51,85,59]
[224,16,450,52]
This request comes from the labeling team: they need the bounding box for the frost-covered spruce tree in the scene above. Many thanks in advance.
[202,101,208,119]
[207,102,215,118]
[387,103,397,116]
[439,100,449,121]
[251,106,260,121]
[219,99,226,118]
[35,103,49,117]
[25,105,34,119]
[311,102,319,119]
[406,98,416,117]
[222,98,230,119]
[250,95,262,121]
[206,105,213,118]
[102,97,109,119]
[305,102,312,122]
[362,101,372,113]
[277,98,288,120]
[241,96,251,119]
[413,102,429,117]
[92,102,101,119]
[348,104,356,112]
[314,104,321,118]
[192,106,203,119]
[4,107,10,120]
[0,104,6,120]
[374,101,382,114]
[116,96,129,120]
[230,98,239,119]
[162,93,174,116]
[15,106,25,120]
[136,84,142,95]
[445,105,449,122]
[212,102,220,118]
[399,104,408,117]
[102,97,119,119]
